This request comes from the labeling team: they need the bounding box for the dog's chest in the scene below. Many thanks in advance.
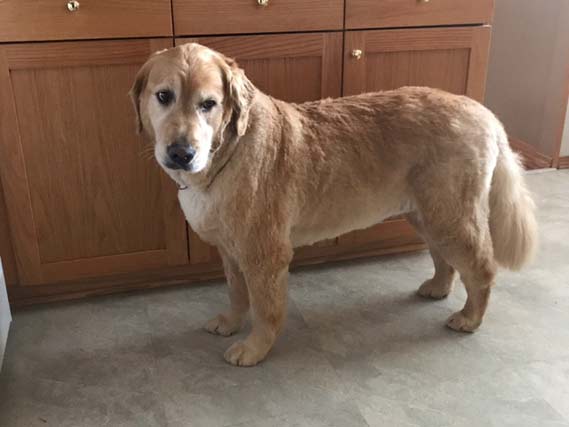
[177,189,219,244]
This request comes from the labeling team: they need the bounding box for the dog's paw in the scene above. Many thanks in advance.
[446,311,481,333]
[224,341,266,367]
[204,314,242,337]
[417,279,452,299]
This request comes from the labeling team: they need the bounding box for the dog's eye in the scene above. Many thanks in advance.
[200,99,217,113]
[156,90,174,106]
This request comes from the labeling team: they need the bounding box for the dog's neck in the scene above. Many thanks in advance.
[203,131,241,190]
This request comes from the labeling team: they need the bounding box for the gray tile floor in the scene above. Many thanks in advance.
[1,170,568,427]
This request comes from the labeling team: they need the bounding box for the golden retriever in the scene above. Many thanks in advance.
[130,43,537,366]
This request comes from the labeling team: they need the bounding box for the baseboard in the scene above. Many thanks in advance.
[558,156,569,169]
[509,138,553,170]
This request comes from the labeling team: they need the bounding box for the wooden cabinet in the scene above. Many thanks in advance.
[338,26,491,251]
[344,27,492,102]
[0,3,494,305]
[177,32,343,267]
[181,33,342,103]
[0,39,187,286]
[346,0,494,29]
[0,0,172,42]
[174,0,343,36]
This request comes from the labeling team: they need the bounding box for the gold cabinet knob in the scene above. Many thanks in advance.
[67,0,80,11]
[351,49,363,60]
[419,0,430,3]
[257,0,269,6]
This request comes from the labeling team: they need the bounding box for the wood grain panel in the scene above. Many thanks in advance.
[0,0,172,42]
[5,40,166,70]
[338,219,421,250]
[346,0,494,29]
[344,27,492,101]
[11,65,166,262]
[364,49,470,96]
[179,33,343,102]
[0,47,41,285]
[466,26,493,102]
[173,0,343,36]
[177,33,343,266]
[0,39,188,285]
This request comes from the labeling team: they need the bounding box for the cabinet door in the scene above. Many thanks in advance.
[344,26,491,101]
[0,39,188,286]
[177,33,343,265]
[341,26,491,250]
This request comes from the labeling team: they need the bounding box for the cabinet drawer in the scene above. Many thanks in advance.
[0,0,172,42]
[180,33,342,102]
[346,0,494,29]
[173,0,343,36]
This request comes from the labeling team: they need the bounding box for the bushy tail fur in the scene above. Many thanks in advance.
[489,128,538,270]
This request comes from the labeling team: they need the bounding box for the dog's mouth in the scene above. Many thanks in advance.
[164,160,192,171]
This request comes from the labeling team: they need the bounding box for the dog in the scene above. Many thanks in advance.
[130,43,537,366]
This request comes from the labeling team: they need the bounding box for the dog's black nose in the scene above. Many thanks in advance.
[166,142,196,169]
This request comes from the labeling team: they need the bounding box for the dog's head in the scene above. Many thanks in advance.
[129,43,255,175]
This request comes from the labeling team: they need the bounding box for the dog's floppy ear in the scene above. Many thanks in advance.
[129,48,170,134]
[220,56,256,137]
[129,60,152,134]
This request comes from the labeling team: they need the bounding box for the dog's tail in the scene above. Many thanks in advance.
[489,127,538,270]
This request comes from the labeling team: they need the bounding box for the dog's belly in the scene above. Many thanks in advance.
[177,176,415,251]
[291,195,415,248]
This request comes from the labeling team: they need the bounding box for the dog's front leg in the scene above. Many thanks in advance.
[204,249,249,336]
[224,245,292,367]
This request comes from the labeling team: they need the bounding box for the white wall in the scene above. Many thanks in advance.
[485,0,569,157]
[0,258,12,370]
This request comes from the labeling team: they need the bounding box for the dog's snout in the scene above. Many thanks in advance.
[166,140,196,169]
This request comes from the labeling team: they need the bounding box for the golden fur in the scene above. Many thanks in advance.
[130,43,538,366]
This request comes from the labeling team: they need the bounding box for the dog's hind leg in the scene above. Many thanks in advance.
[224,243,293,366]
[406,213,456,299]
[414,205,497,332]
[441,227,496,333]
[410,161,498,332]
[204,249,249,337]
